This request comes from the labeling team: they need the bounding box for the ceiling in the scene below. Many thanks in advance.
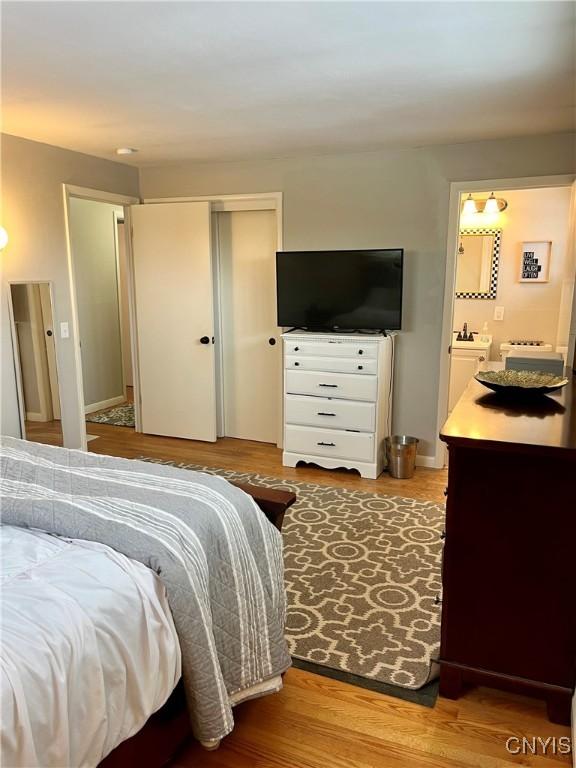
[2,1,574,166]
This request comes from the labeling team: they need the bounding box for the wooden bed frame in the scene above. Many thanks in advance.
[100,481,296,768]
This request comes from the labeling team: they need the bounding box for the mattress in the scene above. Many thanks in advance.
[0,525,181,768]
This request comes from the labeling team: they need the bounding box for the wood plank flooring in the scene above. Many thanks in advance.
[20,422,572,766]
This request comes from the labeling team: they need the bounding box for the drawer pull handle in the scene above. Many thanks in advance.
[317,412,336,416]
[319,383,338,388]
[440,530,446,541]
[358,365,363,370]
[294,362,300,366]
[317,441,336,447]
[434,595,443,606]
[294,346,299,352]
[358,349,364,355]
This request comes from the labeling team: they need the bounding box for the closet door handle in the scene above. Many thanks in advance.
[46,330,53,337]
[269,338,276,345]
[319,383,338,388]
[317,441,336,447]
[317,412,336,417]
[200,336,210,345]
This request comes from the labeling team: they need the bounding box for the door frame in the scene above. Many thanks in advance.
[112,209,130,402]
[38,283,61,420]
[144,192,284,447]
[63,184,140,451]
[436,173,575,468]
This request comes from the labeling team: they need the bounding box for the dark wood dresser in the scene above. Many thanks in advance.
[439,373,576,724]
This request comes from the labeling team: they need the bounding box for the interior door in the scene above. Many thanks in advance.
[131,201,217,441]
[218,209,279,443]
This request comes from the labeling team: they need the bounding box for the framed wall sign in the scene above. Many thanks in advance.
[519,241,551,283]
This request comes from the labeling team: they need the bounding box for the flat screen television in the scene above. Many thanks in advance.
[276,248,403,331]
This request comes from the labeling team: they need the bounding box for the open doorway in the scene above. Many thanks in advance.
[8,282,64,447]
[436,175,575,465]
[67,195,137,440]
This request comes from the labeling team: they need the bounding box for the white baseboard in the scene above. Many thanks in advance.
[26,412,47,422]
[415,454,440,469]
[84,395,125,415]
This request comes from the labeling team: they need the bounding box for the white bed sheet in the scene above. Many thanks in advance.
[0,525,181,768]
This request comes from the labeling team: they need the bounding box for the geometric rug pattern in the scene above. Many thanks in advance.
[138,459,445,693]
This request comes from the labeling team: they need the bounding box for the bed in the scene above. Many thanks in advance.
[0,437,295,767]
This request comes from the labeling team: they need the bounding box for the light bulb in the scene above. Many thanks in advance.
[483,193,499,215]
[0,227,8,250]
[462,194,478,216]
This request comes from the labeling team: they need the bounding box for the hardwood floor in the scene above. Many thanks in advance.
[19,424,572,765]
[172,669,571,768]
[86,424,449,503]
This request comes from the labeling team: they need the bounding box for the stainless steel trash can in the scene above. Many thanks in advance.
[385,435,419,479]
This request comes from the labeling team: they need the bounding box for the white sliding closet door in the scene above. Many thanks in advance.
[131,201,217,441]
[218,209,279,443]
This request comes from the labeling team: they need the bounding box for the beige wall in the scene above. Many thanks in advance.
[140,132,575,458]
[68,198,125,408]
[454,187,573,360]
[1,133,139,446]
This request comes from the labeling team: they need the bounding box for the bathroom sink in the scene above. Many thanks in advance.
[452,332,492,351]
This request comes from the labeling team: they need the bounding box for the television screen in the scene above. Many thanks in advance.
[276,249,403,330]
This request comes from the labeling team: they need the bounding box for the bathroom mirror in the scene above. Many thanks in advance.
[9,282,64,446]
[455,228,501,299]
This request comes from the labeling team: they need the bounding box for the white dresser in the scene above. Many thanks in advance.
[282,331,394,479]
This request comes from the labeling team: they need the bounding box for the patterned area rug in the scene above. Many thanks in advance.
[86,403,135,427]
[138,459,444,702]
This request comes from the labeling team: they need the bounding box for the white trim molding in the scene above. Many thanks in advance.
[415,454,438,469]
[84,394,126,415]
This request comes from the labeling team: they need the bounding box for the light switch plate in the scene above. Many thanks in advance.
[60,322,70,339]
[493,306,505,321]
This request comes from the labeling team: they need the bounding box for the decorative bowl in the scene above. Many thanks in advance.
[474,370,569,397]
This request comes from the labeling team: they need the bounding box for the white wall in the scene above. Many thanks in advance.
[140,132,576,458]
[454,187,573,359]
[0,133,139,445]
[68,198,125,409]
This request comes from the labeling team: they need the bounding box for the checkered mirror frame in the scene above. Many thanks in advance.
[455,228,501,300]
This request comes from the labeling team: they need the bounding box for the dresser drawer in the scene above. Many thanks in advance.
[285,355,376,375]
[285,425,375,462]
[285,394,376,432]
[284,339,377,359]
[285,369,377,402]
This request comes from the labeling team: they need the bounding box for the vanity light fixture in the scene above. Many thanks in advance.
[462,194,478,216]
[483,192,500,215]
[0,226,9,250]
[461,193,508,215]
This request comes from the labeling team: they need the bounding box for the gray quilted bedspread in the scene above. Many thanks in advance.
[0,437,290,743]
